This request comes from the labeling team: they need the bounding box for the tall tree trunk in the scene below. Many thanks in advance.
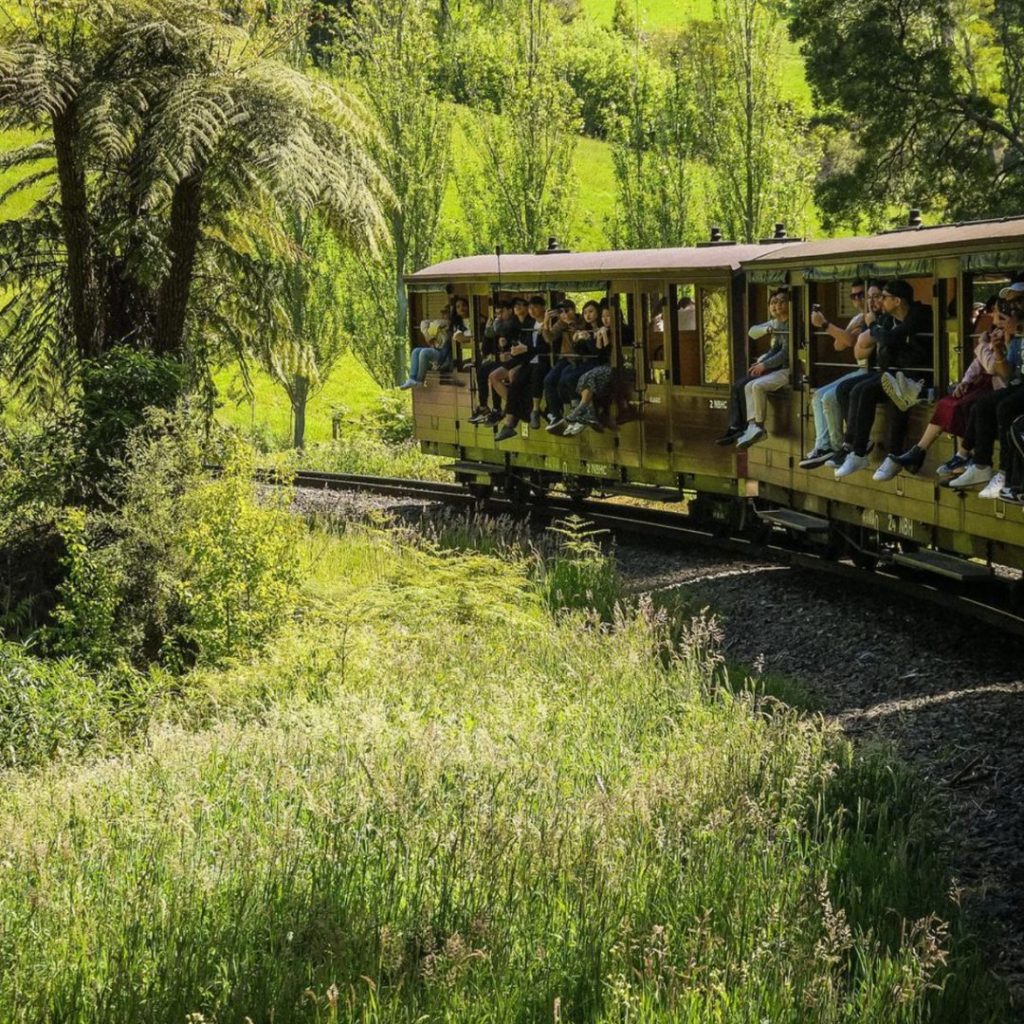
[52,104,100,359]
[393,221,408,386]
[291,374,310,450]
[154,172,204,356]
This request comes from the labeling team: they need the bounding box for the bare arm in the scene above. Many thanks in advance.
[853,329,875,362]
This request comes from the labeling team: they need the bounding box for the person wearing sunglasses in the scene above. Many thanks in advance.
[833,279,932,479]
[800,280,878,469]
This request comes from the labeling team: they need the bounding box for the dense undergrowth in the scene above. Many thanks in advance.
[0,457,1011,1021]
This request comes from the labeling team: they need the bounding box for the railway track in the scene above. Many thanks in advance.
[285,469,1024,641]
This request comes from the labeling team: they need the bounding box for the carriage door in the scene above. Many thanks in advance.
[636,285,673,471]
[608,286,643,469]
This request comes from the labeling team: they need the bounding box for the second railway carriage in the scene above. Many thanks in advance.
[405,217,1024,574]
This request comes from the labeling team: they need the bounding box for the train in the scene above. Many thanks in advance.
[404,215,1024,582]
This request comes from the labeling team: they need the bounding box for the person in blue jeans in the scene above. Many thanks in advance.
[800,280,881,468]
[398,319,451,388]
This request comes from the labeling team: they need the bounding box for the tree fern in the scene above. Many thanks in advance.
[0,0,386,394]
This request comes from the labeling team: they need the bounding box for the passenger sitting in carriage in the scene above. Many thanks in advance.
[887,295,1002,478]
[832,279,932,479]
[947,284,1024,496]
[398,316,451,389]
[715,288,791,449]
[562,305,618,435]
[799,279,875,469]
[469,299,514,424]
[487,296,535,427]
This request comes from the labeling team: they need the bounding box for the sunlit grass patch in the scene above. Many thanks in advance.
[0,521,1009,1022]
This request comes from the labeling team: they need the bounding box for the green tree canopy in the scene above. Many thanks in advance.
[789,0,1024,228]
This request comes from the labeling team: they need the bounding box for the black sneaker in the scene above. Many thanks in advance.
[485,409,503,426]
[715,427,743,446]
[494,424,517,442]
[468,408,489,424]
[546,418,568,436]
[894,445,926,475]
[799,447,835,470]
[528,410,541,430]
[825,446,851,470]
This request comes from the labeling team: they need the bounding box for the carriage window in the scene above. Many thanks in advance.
[639,290,669,384]
[669,283,699,386]
[699,287,730,385]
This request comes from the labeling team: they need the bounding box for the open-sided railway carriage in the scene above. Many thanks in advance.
[405,217,1024,578]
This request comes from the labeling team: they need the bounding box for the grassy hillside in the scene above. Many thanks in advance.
[0,127,48,221]
[214,353,384,446]
[580,0,810,104]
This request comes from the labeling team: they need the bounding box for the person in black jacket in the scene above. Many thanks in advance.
[833,279,932,479]
[469,299,514,424]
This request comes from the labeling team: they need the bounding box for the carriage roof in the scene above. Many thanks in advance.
[406,215,1024,284]
[406,244,783,283]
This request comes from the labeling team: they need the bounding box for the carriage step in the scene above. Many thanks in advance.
[443,461,505,479]
[756,509,830,534]
[603,483,684,503]
[891,550,992,582]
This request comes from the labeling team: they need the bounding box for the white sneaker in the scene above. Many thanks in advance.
[949,462,994,489]
[835,452,869,479]
[978,471,1006,499]
[735,423,767,448]
[398,378,418,390]
[872,456,902,482]
[881,371,924,411]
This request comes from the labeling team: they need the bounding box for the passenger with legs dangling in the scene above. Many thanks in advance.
[830,279,932,480]
[948,282,1024,496]
[888,294,1003,480]
[800,279,878,469]
[715,288,791,449]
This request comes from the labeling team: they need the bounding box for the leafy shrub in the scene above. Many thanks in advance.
[49,413,302,669]
[0,422,85,635]
[0,641,160,770]
[293,433,448,480]
[77,348,186,497]
[361,391,414,445]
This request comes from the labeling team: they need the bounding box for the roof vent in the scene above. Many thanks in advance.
[908,207,922,227]
[759,221,803,244]
[697,225,733,247]
[536,235,569,255]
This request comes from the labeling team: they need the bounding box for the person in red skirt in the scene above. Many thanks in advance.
[891,298,1004,478]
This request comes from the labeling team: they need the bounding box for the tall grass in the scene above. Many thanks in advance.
[0,524,1009,1022]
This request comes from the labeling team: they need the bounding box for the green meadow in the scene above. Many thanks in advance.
[0,517,1009,1021]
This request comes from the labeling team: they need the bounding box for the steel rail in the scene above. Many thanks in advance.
[282,469,1024,640]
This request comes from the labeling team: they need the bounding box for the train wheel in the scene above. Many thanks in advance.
[504,475,530,513]
[468,482,492,510]
[851,549,879,572]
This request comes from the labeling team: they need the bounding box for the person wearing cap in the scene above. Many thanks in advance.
[948,288,1024,495]
[832,279,932,479]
